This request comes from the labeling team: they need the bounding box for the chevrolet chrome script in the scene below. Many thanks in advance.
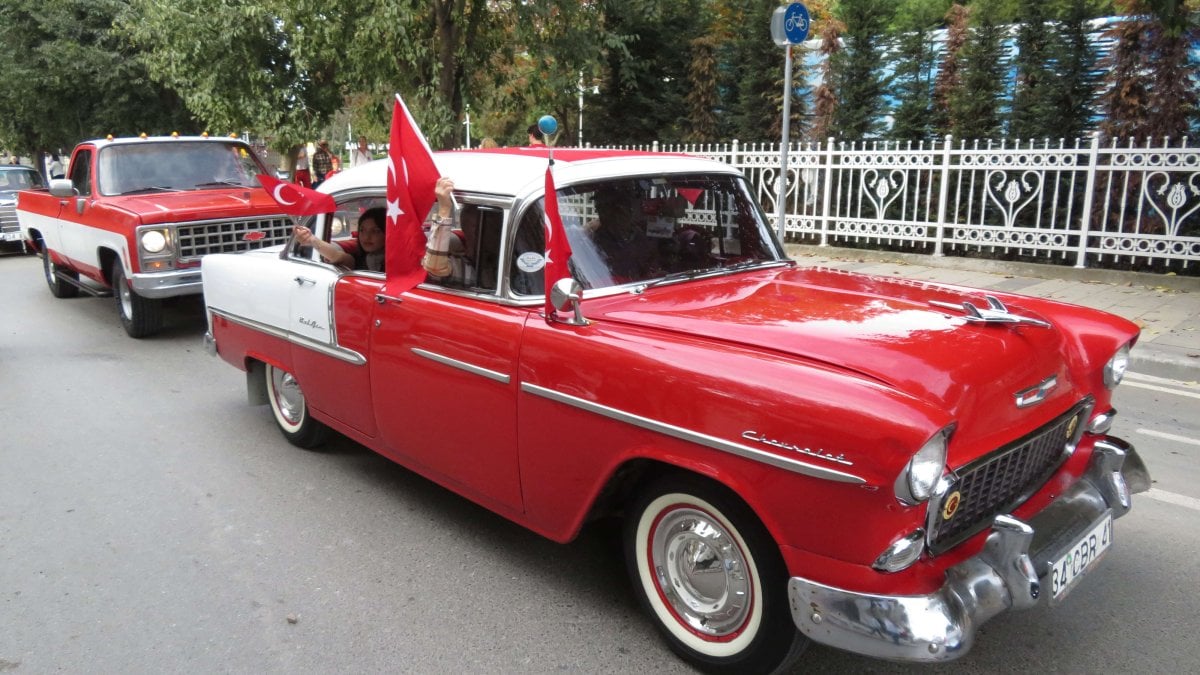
[742,431,852,466]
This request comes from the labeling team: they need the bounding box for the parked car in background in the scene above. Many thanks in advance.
[1,164,44,255]
[16,136,291,337]
[201,148,1150,673]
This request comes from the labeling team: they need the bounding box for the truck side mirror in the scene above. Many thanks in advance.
[48,179,76,198]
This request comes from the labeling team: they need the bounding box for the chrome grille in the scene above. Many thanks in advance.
[0,205,18,234]
[928,398,1093,554]
[176,216,291,259]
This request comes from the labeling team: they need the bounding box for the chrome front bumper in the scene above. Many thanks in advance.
[788,437,1149,662]
[130,268,203,298]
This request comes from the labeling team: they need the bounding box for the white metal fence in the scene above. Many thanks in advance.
[609,136,1200,272]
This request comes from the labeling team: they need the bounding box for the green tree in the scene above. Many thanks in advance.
[827,0,895,141]
[716,0,786,142]
[932,3,970,136]
[685,35,721,142]
[1009,0,1057,139]
[888,0,947,141]
[948,1,1008,140]
[122,0,348,153]
[1048,0,1103,141]
[0,0,195,166]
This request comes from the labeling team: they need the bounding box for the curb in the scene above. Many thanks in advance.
[1129,347,1200,382]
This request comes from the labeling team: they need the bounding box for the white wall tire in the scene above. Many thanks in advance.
[625,475,806,673]
[264,363,329,449]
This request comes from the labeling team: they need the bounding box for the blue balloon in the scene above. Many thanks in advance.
[537,115,558,136]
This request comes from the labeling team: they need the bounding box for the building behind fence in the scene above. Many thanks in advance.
[607,136,1200,275]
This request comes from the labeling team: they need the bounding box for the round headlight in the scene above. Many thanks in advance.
[1103,344,1131,389]
[141,230,168,254]
[895,428,950,505]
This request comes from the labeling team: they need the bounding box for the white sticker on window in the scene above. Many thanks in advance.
[516,251,546,273]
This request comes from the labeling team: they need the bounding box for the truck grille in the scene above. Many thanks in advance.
[927,398,1093,554]
[0,204,18,234]
[176,216,291,259]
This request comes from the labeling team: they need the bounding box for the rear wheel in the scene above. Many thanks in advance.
[625,474,807,674]
[111,259,162,338]
[42,248,79,298]
[265,363,329,448]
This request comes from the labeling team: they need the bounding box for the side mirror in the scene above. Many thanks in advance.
[549,278,588,326]
[48,179,76,198]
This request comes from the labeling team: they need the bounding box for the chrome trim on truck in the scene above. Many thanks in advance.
[787,436,1147,662]
[130,269,203,298]
[521,382,866,484]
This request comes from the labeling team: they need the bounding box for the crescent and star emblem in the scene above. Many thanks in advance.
[942,491,962,520]
[272,184,298,206]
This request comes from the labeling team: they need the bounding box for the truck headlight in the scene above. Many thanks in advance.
[1103,344,1130,389]
[141,230,168,254]
[895,427,951,505]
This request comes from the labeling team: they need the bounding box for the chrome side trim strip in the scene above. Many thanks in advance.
[209,308,366,366]
[521,382,866,484]
[412,348,511,384]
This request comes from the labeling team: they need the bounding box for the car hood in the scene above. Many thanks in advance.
[107,188,279,224]
[587,265,1078,422]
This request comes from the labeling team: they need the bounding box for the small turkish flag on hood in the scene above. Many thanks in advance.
[257,173,335,216]
[384,93,441,295]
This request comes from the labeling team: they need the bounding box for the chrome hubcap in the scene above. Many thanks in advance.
[271,368,304,424]
[118,280,133,317]
[651,507,751,637]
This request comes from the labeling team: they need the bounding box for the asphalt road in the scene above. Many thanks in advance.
[1,253,1197,674]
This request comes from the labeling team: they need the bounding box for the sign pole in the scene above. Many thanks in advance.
[776,43,793,244]
[770,2,810,248]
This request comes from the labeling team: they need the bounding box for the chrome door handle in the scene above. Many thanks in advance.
[294,276,315,285]
[375,293,403,304]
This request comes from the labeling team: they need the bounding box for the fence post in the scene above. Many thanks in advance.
[1074,132,1101,269]
[819,137,835,247]
[933,134,953,257]
[731,139,740,169]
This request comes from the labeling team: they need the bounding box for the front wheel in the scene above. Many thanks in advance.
[625,474,807,674]
[111,259,162,338]
[265,363,329,449]
[42,247,79,298]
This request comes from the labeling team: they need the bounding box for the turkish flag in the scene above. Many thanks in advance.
[543,165,574,316]
[257,173,335,216]
[384,93,441,294]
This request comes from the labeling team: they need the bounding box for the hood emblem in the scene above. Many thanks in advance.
[1014,375,1057,408]
[242,231,266,242]
[930,295,1051,328]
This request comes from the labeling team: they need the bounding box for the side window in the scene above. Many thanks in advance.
[509,204,545,297]
[426,204,504,293]
[69,151,92,197]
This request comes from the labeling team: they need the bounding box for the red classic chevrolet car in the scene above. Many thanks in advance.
[201,148,1149,673]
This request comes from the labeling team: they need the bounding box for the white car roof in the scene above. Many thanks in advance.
[318,148,742,202]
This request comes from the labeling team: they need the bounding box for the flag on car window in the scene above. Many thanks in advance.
[257,173,335,216]
[384,93,441,294]
[543,165,573,317]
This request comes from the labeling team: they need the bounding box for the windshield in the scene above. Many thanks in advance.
[509,173,784,294]
[0,167,45,194]
[97,141,265,196]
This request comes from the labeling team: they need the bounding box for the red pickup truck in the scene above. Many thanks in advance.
[17,135,291,337]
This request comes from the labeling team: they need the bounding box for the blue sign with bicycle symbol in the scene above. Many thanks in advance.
[770,3,811,46]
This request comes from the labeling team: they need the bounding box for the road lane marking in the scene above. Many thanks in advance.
[1144,488,1200,512]
[1123,381,1200,400]
[1136,429,1200,447]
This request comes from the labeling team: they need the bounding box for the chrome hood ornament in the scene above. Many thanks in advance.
[930,295,1051,329]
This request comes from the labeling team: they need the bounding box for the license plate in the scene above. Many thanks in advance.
[1,231,22,242]
[1048,513,1113,602]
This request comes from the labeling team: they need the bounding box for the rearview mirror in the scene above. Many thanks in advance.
[549,278,588,326]
[48,179,76,198]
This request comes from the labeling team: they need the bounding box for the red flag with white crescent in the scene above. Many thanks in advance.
[257,173,335,216]
[384,93,441,294]
[543,165,573,316]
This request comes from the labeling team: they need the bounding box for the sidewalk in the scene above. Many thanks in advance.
[785,244,1200,382]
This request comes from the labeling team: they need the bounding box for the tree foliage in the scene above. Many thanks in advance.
[0,0,195,160]
[888,0,947,141]
[948,2,1008,140]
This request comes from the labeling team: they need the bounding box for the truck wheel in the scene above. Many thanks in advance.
[111,259,162,338]
[625,475,807,674]
[265,363,329,448]
[42,248,80,298]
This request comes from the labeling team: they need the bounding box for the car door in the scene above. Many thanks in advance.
[368,207,527,512]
